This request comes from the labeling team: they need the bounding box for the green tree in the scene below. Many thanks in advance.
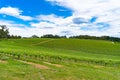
[0,25,9,38]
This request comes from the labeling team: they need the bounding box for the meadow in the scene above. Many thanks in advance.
[0,38,120,80]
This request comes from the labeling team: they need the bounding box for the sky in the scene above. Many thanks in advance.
[0,0,120,37]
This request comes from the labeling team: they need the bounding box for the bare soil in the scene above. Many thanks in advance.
[0,60,7,63]
[18,60,49,69]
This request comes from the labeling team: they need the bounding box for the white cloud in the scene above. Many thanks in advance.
[44,0,120,37]
[36,14,65,25]
[31,21,56,29]
[0,18,120,37]
[18,15,33,21]
[0,6,21,16]
[0,6,33,21]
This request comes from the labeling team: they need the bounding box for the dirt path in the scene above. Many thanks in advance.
[31,39,55,46]
[18,60,49,69]
[44,62,63,68]
[0,60,7,63]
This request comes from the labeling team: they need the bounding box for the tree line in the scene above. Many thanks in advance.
[69,35,120,42]
[31,34,120,42]
[28,34,66,38]
[0,25,120,42]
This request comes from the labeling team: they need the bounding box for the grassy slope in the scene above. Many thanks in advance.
[0,38,120,61]
[0,38,120,80]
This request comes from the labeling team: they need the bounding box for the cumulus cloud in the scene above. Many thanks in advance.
[36,14,65,25]
[31,21,55,29]
[0,6,33,21]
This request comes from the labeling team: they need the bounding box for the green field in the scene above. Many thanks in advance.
[0,38,120,80]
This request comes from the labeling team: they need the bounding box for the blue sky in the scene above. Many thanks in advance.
[0,0,120,37]
[0,0,72,17]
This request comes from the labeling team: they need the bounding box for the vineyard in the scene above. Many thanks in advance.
[0,38,120,80]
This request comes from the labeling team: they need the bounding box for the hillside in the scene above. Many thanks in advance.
[0,38,120,80]
[0,38,120,62]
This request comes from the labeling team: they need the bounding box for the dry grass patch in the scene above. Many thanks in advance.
[94,65,104,68]
[0,60,7,63]
[18,60,49,69]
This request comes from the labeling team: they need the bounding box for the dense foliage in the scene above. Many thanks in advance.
[0,25,9,38]
[69,35,120,42]
[41,34,66,38]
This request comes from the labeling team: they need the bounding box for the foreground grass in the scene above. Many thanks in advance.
[0,58,120,80]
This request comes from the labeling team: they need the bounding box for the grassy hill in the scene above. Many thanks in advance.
[0,38,120,80]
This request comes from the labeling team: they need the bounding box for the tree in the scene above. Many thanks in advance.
[9,35,22,39]
[0,25,9,38]
[31,35,39,38]
[41,34,61,38]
